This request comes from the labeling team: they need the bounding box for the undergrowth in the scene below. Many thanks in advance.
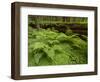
[28,26,87,66]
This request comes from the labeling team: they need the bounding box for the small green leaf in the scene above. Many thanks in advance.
[34,52,44,64]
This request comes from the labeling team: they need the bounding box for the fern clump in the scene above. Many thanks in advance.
[28,27,87,66]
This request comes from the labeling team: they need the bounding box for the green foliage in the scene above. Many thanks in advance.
[28,27,87,66]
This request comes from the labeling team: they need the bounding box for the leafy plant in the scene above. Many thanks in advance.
[28,26,87,66]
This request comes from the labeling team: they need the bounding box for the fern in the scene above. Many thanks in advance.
[28,26,87,66]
